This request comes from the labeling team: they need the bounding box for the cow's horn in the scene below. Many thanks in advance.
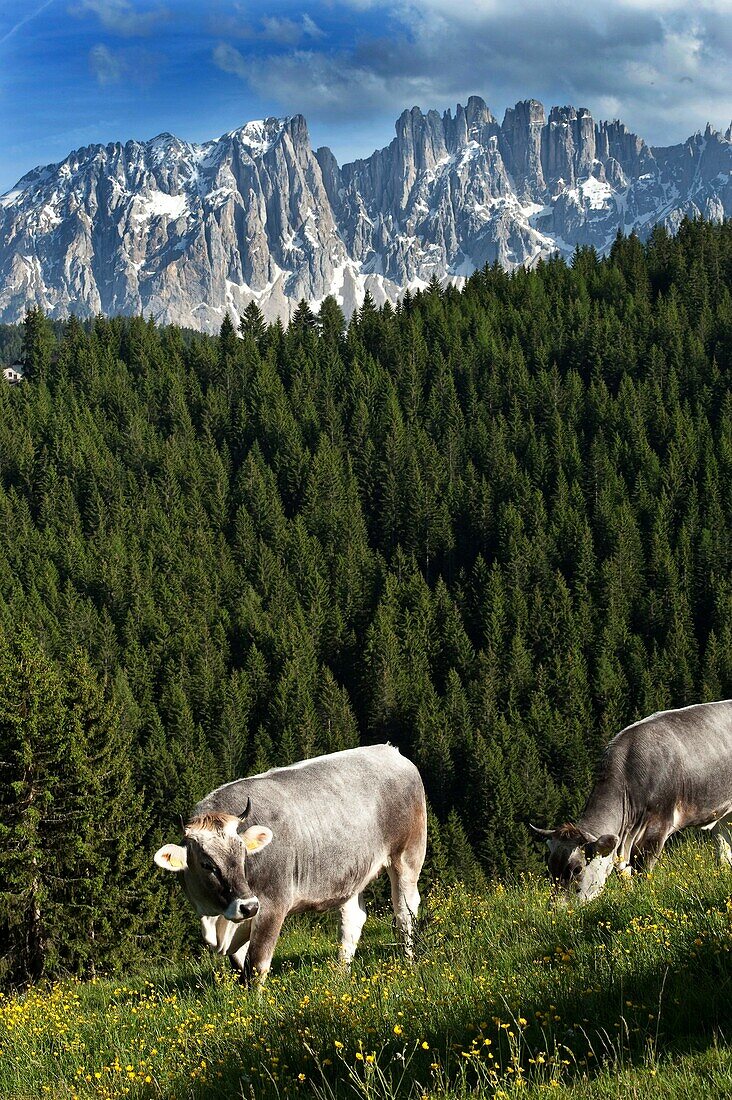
[529,823,555,838]
[239,797,252,819]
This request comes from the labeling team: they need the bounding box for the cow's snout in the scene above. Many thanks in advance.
[228,896,259,921]
[237,898,259,920]
[560,864,581,887]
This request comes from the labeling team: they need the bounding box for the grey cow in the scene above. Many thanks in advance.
[154,745,427,981]
[533,700,732,901]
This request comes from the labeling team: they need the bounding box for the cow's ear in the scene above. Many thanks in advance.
[586,833,619,858]
[154,843,188,872]
[239,825,273,854]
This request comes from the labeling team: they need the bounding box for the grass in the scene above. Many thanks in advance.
[3,839,732,1098]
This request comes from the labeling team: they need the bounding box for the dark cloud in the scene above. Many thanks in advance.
[212,44,435,119]
[218,0,732,149]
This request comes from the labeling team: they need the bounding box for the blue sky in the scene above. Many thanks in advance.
[1,0,731,194]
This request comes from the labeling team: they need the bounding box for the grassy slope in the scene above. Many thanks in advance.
[3,840,732,1099]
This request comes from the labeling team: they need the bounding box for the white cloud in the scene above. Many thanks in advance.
[258,17,302,45]
[301,13,325,38]
[89,42,124,83]
[88,41,161,86]
[72,0,168,36]
[212,12,326,47]
[212,42,248,80]
[259,13,325,45]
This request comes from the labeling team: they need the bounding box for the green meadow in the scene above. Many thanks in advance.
[3,839,732,1099]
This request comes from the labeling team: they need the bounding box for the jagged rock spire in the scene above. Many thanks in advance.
[0,99,730,329]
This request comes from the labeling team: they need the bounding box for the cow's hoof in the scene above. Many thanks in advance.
[229,960,252,986]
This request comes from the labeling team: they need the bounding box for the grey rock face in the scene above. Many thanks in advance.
[501,99,546,198]
[1,99,730,330]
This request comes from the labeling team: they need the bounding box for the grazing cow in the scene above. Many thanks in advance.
[532,700,732,901]
[154,745,426,981]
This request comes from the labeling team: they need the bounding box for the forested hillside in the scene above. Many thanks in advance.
[2,219,732,986]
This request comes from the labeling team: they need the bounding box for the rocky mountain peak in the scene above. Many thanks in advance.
[0,96,729,330]
[464,95,495,128]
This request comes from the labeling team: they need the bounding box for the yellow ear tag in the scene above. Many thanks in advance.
[168,853,185,870]
[244,832,266,852]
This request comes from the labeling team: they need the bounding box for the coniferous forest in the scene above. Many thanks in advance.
[2,219,732,988]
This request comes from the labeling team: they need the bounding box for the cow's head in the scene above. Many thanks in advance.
[531,823,619,901]
[154,803,272,922]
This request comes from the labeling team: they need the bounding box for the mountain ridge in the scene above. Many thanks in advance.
[1,96,730,330]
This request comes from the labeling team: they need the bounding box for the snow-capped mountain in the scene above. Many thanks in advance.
[1,97,730,330]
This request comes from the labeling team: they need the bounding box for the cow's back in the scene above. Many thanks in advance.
[607,700,732,824]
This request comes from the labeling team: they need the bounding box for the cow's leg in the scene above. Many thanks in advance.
[226,920,253,976]
[388,862,421,959]
[633,825,671,874]
[714,823,732,867]
[240,906,286,986]
[615,834,635,879]
[339,892,367,968]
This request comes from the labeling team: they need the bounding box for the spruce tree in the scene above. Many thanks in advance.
[22,306,55,382]
[0,630,152,985]
[239,301,267,346]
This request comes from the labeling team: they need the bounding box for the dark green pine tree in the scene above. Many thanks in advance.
[239,301,267,348]
[419,720,455,823]
[56,659,153,976]
[0,630,152,985]
[138,708,201,956]
[22,305,55,382]
[316,667,359,753]
[0,628,69,984]
[442,810,485,889]
[290,299,317,334]
[216,668,252,783]
[422,807,449,891]
[218,311,240,395]
[317,295,346,345]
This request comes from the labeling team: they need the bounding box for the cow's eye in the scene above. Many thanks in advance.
[202,859,219,877]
